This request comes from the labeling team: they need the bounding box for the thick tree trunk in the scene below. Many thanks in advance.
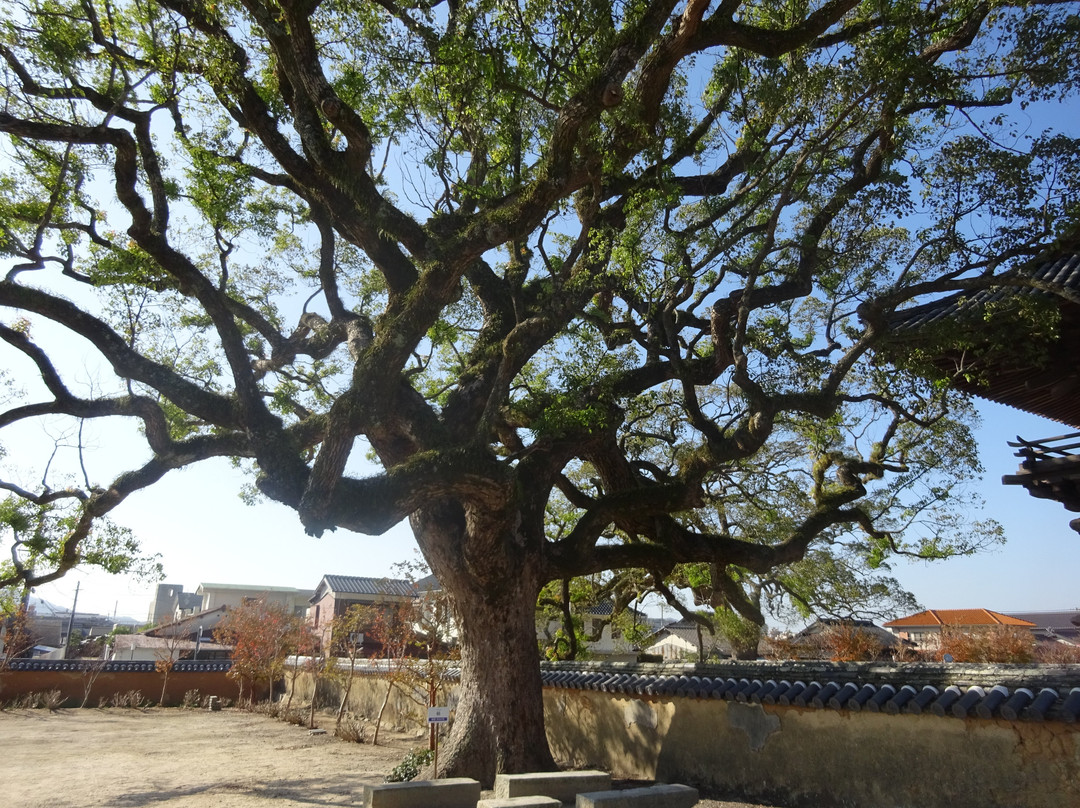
[433,580,556,786]
[411,505,557,787]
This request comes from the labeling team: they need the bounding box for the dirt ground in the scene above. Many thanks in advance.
[0,708,779,807]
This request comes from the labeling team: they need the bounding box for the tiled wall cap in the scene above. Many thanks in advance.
[761,680,790,705]
[828,682,860,710]
[754,680,780,704]
[777,681,807,706]
[727,678,752,701]
[1059,687,1080,722]
[793,682,823,707]
[905,685,940,716]
[737,679,765,703]
[538,667,1079,722]
[885,684,918,715]
[811,681,841,709]
[698,676,717,698]
[929,686,963,717]
[1020,688,1057,721]
[845,683,877,712]
[709,678,735,699]
[975,685,1010,719]
[952,685,986,718]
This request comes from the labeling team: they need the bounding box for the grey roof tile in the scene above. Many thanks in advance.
[321,575,419,597]
[538,661,1080,723]
[890,252,1080,331]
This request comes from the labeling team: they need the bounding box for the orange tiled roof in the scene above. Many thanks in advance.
[883,609,1037,628]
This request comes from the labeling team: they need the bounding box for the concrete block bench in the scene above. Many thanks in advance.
[494,770,611,803]
[363,778,481,808]
[478,796,563,808]
[575,783,699,808]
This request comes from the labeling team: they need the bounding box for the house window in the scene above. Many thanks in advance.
[314,605,321,628]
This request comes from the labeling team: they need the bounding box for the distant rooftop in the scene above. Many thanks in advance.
[196,583,314,594]
[316,575,420,598]
[884,609,1036,629]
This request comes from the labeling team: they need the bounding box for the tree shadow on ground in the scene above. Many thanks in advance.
[104,772,378,807]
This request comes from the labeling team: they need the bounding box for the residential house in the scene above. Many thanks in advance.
[146,605,229,643]
[24,596,139,650]
[584,602,651,659]
[308,574,429,652]
[147,583,203,625]
[111,605,232,661]
[196,583,314,617]
[110,633,230,662]
[883,609,1037,649]
[644,618,735,661]
[538,600,650,660]
[1005,610,1080,647]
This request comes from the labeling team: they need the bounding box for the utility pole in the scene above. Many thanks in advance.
[61,582,80,660]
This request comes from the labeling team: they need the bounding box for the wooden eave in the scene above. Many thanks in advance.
[886,252,1080,429]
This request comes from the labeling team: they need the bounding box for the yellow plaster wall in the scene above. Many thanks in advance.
[542,688,1080,808]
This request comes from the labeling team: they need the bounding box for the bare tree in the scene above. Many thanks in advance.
[330,603,375,732]
[152,623,190,706]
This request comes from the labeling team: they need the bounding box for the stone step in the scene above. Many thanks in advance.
[494,770,612,803]
[478,796,563,808]
[363,778,481,808]
[575,783,699,808]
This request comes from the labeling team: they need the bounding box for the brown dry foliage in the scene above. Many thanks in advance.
[821,624,886,661]
[1,602,34,665]
[763,624,888,661]
[937,626,1036,663]
[761,635,803,660]
[1034,642,1080,664]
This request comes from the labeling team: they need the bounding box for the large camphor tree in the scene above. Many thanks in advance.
[1,0,1078,783]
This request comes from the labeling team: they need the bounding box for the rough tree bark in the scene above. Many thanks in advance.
[411,504,556,785]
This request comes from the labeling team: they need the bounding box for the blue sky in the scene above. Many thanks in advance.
[888,400,1080,616]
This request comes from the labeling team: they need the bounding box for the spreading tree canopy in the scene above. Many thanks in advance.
[1,0,1078,783]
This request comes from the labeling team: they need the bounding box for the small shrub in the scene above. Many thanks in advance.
[42,690,65,711]
[110,690,146,709]
[253,701,281,718]
[761,635,806,660]
[181,689,202,709]
[335,717,367,743]
[281,708,307,726]
[386,748,435,783]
